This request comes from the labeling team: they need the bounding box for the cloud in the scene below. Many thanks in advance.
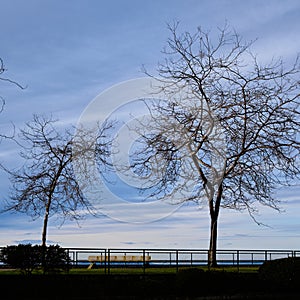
[120,241,136,245]
[13,239,57,245]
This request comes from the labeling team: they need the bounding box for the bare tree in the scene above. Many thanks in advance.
[135,23,300,266]
[2,114,112,249]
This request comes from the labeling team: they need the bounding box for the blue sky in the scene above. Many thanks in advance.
[0,0,300,250]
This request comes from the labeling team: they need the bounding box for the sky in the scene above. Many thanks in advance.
[0,0,300,251]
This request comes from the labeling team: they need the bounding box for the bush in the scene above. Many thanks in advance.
[0,244,71,274]
[176,267,205,294]
[0,244,41,275]
[43,244,71,274]
[259,257,300,287]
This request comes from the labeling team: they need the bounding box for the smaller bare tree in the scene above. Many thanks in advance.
[2,114,113,249]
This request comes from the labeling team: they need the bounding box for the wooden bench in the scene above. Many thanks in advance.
[87,255,151,269]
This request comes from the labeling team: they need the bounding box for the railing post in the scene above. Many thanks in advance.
[176,250,179,273]
[107,249,110,275]
[104,249,107,274]
[237,250,240,272]
[264,250,268,262]
[143,249,146,275]
[66,248,70,268]
[207,250,210,270]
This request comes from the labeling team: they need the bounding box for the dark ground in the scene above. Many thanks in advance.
[0,271,299,299]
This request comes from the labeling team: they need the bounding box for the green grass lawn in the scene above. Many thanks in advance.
[0,265,260,275]
[78,265,259,274]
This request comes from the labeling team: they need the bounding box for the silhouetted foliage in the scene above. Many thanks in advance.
[43,244,71,274]
[0,244,70,275]
[259,257,300,287]
[0,244,41,275]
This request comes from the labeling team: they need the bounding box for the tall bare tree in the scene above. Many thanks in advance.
[135,23,300,266]
[2,114,112,249]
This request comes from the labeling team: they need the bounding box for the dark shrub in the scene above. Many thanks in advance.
[0,244,71,274]
[176,267,205,294]
[0,244,40,275]
[43,244,71,273]
[259,257,300,287]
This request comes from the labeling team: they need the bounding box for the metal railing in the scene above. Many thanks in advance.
[64,247,299,272]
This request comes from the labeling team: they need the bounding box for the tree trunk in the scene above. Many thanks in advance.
[41,210,49,272]
[41,210,49,248]
[42,193,53,248]
[208,216,218,267]
[208,184,222,267]
[41,200,51,272]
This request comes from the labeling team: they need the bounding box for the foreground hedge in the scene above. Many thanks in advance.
[259,257,300,287]
[0,271,299,299]
[0,244,70,274]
